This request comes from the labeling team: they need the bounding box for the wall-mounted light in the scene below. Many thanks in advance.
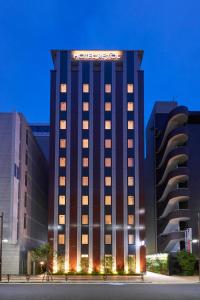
[2,239,8,243]
[192,239,199,244]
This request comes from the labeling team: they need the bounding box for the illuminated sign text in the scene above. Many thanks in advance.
[72,51,122,61]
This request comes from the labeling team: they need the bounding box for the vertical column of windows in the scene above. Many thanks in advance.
[104,65,112,258]
[127,81,135,262]
[81,66,90,269]
[24,129,29,230]
[58,82,67,246]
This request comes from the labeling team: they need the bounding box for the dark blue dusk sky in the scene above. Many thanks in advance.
[0,0,200,127]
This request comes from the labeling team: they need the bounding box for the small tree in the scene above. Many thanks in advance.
[102,256,114,274]
[177,250,196,275]
[31,243,53,274]
[128,256,136,273]
[57,255,65,274]
[80,257,89,273]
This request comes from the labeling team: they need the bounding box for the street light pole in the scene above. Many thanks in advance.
[0,212,3,282]
[198,212,200,282]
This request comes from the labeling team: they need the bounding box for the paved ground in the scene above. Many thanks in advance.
[0,283,200,300]
[1,272,199,284]
[146,271,200,283]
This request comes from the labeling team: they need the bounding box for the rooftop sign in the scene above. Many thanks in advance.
[72,50,123,61]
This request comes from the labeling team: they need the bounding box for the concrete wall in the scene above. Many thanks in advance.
[0,113,48,274]
[2,243,20,274]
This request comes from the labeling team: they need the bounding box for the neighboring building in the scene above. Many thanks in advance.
[30,124,50,161]
[49,50,145,273]
[0,112,48,274]
[146,102,200,256]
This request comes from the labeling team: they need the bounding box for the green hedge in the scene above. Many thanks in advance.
[146,254,168,275]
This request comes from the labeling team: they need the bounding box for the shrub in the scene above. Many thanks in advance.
[176,251,196,275]
[146,254,168,275]
[91,271,100,275]
[117,270,125,275]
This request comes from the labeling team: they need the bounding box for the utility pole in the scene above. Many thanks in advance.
[198,212,200,282]
[0,212,3,282]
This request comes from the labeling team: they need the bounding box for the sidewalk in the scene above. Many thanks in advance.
[0,272,199,284]
[0,274,144,284]
[145,271,200,284]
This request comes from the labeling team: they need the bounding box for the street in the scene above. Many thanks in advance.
[0,283,200,300]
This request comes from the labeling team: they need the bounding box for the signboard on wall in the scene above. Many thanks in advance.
[185,228,192,253]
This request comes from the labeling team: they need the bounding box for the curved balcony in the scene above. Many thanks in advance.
[156,127,188,168]
[158,231,185,253]
[156,106,188,152]
[158,209,190,235]
[156,146,188,185]
[158,188,189,218]
[157,167,189,202]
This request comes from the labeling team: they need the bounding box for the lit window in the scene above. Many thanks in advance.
[105,176,111,186]
[60,157,66,167]
[59,176,66,186]
[83,102,89,111]
[128,215,134,225]
[83,157,89,167]
[82,234,88,244]
[105,120,111,130]
[127,102,134,111]
[128,139,134,148]
[83,120,89,130]
[105,84,111,93]
[82,195,89,205]
[105,158,111,167]
[128,121,134,130]
[105,102,112,111]
[60,102,67,111]
[58,234,65,244]
[59,215,65,225]
[128,196,134,205]
[60,120,66,130]
[128,177,134,186]
[83,84,89,93]
[82,176,89,186]
[127,84,134,93]
[82,215,88,225]
[82,139,89,148]
[105,139,112,148]
[60,139,66,148]
[128,234,134,245]
[105,215,112,225]
[105,195,112,205]
[59,195,66,205]
[105,234,112,244]
[128,158,134,167]
[60,84,67,93]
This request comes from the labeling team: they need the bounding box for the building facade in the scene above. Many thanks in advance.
[0,112,48,274]
[30,124,50,161]
[49,50,145,273]
[146,102,200,255]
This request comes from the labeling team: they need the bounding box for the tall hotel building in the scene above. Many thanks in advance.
[49,50,145,273]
